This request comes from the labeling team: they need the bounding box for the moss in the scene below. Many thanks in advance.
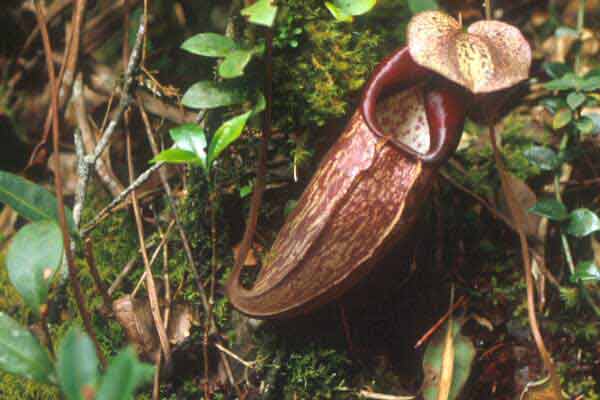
[255,331,352,399]
[272,0,411,131]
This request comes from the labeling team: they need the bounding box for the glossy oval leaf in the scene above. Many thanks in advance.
[543,62,572,79]
[571,260,600,283]
[581,76,600,92]
[58,327,99,400]
[524,146,560,171]
[566,92,586,110]
[169,124,207,170]
[6,220,65,315]
[208,111,252,166]
[422,321,475,400]
[180,33,238,57]
[218,49,254,79]
[576,116,596,135]
[181,80,249,109]
[0,312,54,384]
[325,0,376,19]
[95,347,154,400]
[528,199,569,221]
[544,73,580,91]
[567,208,600,237]
[150,148,202,166]
[552,108,572,130]
[241,0,278,27]
[0,171,75,232]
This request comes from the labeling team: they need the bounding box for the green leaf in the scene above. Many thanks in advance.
[241,0,278,27]
[576,116,596,135]
[6,220,65,315]
[169,124,207,170]
[181,80,249,109]
[528,199,569,221]
[325,0,377,19]
[207,111,252,166]
[566,92,586,109]
[218,49,255,79]
[0,171,75,233]
[408,0,439,13]
[552,108,572,129]
[422,321,475,400]
[540,97,567,114]
[567,208,600,237]
[324,3,353,21]
[180,33,238,57]
[0,312,54,384]
[524,146,560,171]
[543,62,572,79]
[95,348,154,400]
[581,76,600,92]
[571,261,600,283]
[150,148,202,166]
[544,73,580,91]
[58,327,99,400]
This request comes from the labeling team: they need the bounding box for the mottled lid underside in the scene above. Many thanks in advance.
[407,11,532,93]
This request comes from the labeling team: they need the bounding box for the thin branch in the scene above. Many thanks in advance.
[90,14,145,164]
[125,130,172,367]
[489,125,562,397]
[34,0,106,368]
[81,162,163,235]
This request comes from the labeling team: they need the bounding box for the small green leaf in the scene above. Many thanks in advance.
[567,208,600,237]
[422,321,475,400]
[576,116,596,135]
[544,73,580,91]
[0,171,75,233]
[181,80,249,109]
[150,148,202,166]
[58,327,99,400]
[0,312,54,384]
[542,62,572,79]
[241,0,278,27]
[324,2,353,21]
[571,261,600,283]
[6,220,65,315]
[180,33,238,57]
[208,111,252,166]
[566,92,586,110]
[328,0,376,15]
[524,146,560,171]
[218,49,255,79]
[169,124,207,169]
[408,0,439,13]
[540,97,567,114]
[528,199,569,221]
[95,347,154,400]
[553,108,572,129]
[581,76,600,92]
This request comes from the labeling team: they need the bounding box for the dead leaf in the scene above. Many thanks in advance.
[0,206,17,242]
[520,376,567,400]
[407,11,531,93]
[498,174,540,239]
[113,295,198,362]
[233,242,258,267]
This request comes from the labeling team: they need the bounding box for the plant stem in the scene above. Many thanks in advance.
[34,0,106,368]
[488,125,562,398]
[485,0,492,20]
[575,0,586,73]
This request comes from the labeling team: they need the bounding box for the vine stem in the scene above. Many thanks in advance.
[485,0,492,20]
[232,28,273,290]
[34,0,107,368]
[488,125,562,398]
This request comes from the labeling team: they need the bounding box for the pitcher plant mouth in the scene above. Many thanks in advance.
[226,46,468,319]
[361,47,467,166]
